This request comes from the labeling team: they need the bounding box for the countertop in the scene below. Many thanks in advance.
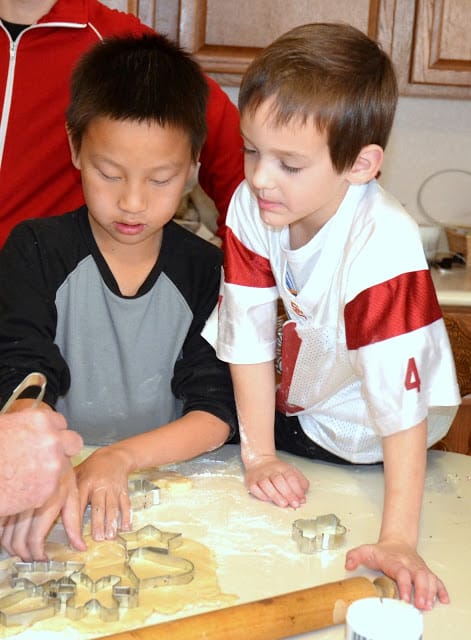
[431,264,471,307]
[5,445,469,640]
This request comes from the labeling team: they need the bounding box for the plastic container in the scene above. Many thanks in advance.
[345,597,423,640]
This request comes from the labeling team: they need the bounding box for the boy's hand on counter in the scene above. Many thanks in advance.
[244,455,309,508]
[345,539,449,610]
[74,446,134,542]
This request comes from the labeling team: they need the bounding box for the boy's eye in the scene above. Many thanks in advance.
[281,162,302,175]
[99,170,120,181]
[150,178,171,186]
[242,145,257,156]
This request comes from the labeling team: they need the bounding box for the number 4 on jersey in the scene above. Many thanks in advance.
[405,357,421,392]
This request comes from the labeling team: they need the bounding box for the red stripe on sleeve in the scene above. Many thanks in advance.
[224,227,276,288]
[345,270,442,349]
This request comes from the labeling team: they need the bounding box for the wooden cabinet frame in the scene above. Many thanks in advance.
[390,0,471,98]
[178,0,388,86]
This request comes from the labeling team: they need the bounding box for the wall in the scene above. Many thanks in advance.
[224,86,471,234]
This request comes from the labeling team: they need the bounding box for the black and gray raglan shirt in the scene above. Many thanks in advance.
[0,207,237,445]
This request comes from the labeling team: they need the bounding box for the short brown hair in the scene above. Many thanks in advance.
[239,23,398,173]
[67,34,208,162]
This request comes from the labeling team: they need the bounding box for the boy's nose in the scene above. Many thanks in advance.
[251,160,274,191]
[118,183,146,213]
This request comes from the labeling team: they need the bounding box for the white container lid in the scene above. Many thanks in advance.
[345,597,423,640]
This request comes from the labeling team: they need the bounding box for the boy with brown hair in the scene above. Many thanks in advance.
[215,23,459,610]
[0,33,236,561]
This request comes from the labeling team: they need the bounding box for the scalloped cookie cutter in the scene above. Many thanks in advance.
[292,514,347,553]
[0,525,194,626]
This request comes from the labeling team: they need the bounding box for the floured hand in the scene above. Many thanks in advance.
[244,455,309,509]
[74,446,134,541]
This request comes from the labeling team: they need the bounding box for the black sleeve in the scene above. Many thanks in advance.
[167,228,238,441]
[0,223,70,408]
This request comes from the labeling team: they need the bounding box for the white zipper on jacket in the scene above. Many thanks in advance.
[0,20,88,168]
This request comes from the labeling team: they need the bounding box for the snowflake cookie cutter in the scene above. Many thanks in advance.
[0,525,194,626]
[292,513,347,553]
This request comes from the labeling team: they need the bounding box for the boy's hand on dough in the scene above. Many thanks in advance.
[74,446,134,542]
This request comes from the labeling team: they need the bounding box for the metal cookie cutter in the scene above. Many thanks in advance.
[292,513,347,553]
[117,523,182,554]
[61,573,139,622]
[0,525,194,626]
[126,546,194,588]
[128,478,160,510]
[0,372,47,413]
[11,560,85,588]
[0,583,59,627]
[119,525,194,589]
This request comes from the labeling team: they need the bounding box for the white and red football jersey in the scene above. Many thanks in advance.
[217,179,460,463]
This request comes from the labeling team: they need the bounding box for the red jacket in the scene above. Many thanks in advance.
[0,0,243,247]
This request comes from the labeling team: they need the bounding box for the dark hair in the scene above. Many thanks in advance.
[239,23,398,173]
[66,33,208,161]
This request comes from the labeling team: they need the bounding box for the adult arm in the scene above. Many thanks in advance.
[0,408,82,516]
[198,77,244,241]
[345,420,448,610]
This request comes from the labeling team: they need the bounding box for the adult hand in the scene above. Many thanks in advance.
[74,446,134,542]
[244,454,309,508]
[0,409,83,516]
[0,465,86,561]
[345,539,449,610]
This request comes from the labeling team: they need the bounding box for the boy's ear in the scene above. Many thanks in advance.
[186,156,200,184]
[346,144,383,184]
[66,126,81,170]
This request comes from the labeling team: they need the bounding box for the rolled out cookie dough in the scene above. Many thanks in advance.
[0,467,234,639]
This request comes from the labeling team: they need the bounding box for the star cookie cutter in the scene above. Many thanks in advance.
[117,523,182,553]
[118,525,194,587]
[292,513,347,553]
[0,525,194,626]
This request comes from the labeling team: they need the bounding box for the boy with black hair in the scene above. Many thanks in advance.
[0,33,237,561]
[215,23,459,610]
[0,0,244,246]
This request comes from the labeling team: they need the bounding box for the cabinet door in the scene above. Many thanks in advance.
[178,0,390,85]
[99,0,179,37]
[391,0,471,98]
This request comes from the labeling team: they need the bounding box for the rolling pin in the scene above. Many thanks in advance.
[98,575,397,640]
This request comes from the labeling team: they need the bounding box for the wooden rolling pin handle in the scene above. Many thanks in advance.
[101,575,397,640]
